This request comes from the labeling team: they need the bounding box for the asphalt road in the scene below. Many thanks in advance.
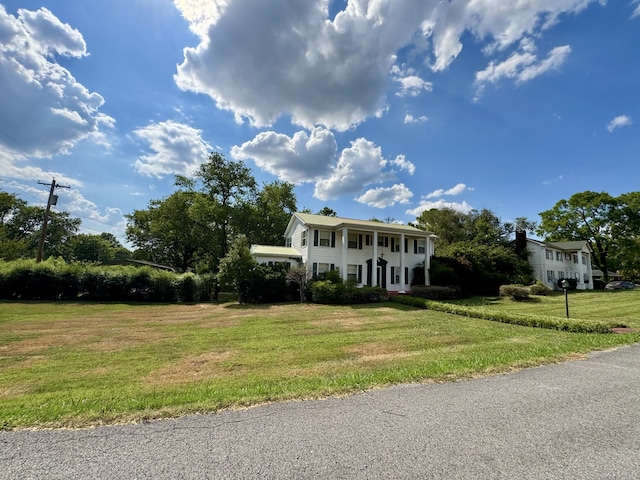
[2,344,639,479]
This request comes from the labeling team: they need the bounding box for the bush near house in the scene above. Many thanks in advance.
[411,285,459,300]
[310,280,388,304]
[499,284,531,301]
[529,281,552,296]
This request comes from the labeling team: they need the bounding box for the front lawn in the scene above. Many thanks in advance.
[1,298,638,430]
[450,288,640,329]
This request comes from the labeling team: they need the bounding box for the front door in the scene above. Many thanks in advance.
[366,257,387,288]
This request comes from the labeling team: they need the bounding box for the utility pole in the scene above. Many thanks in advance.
[36,178,70,263]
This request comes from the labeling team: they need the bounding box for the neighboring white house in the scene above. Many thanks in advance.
[526,238,594,290]
[251,212,436,294]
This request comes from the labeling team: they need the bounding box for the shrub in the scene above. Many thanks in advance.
[529,281,552,296]
[311,281,388,305]
[411,285,459,300]
[499,284,531,301]
[428,258,459,287]
[176,273,199,303]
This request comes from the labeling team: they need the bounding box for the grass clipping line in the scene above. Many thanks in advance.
[389,296,626,333]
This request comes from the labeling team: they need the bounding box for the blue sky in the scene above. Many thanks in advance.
[1,0,638,245]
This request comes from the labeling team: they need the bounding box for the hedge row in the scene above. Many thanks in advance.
[389,295,625,333]
[0,259,214,302]
[311,281,388,305]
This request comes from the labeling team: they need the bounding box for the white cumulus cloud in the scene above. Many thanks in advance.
[313,138,396,201]
[231,127,337,184]
[356,183,413,208]
[607,115,632,132]
[0,6,113,160]
[406,199,474,217]
[134,121,212,178]
[173,0,602,130]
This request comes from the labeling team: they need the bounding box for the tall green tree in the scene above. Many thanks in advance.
[537,191,640,283]
[249,181,297,246]
[317,207,337,217]
[217,234,258,303]
[126,190,208,271]
[413,207,525,247]
[61,233,130,263]
[177,152,257,258]
[0,191,80,260]
[127,153,296,274]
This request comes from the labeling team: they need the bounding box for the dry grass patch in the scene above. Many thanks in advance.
[144,350,238,386]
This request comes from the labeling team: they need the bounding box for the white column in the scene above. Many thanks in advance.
[577,250,585,290]
[424,235,431,286]
[399,233,406,293]
[372,231,378,286]
[341,227,348,282]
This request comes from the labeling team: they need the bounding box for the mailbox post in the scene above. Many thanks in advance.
[560,279,570,318]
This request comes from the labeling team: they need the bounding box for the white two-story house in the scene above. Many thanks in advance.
[526,238,593,290]
[250,213,436,294]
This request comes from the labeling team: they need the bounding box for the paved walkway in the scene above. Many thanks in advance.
[2,344,639,479]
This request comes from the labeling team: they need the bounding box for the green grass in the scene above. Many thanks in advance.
[1,297,638,430]
[449,288,640,329]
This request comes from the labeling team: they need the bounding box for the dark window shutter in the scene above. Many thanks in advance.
[358,234,363,250]
[331,231,336,248]
[358,265,362,283]
[384,236,389,248]
[390,266,395,285]
[330,263,335,271]
[414,239,418,254]
[391,237,395,251]
[405,267,409,285]
[404,238,408,253]
[313,229,319,246]
[366,234,370,246]
[312,263,318,276]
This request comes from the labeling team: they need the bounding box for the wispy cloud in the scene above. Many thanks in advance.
[607,115,632,132]
[425,183,472,199]
[404,114,428,124]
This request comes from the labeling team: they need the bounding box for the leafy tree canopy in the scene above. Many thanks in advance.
[538,190,640,283]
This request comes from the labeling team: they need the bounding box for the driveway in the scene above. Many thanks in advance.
[2,344,639,479]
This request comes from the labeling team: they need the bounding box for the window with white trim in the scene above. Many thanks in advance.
[347,264,358,282]
[417,239,425,254]
[546,270,555,281]
[546,249,553,260]
[319,230,331,247]
[301,231,307,247]
[348,232,358,249]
